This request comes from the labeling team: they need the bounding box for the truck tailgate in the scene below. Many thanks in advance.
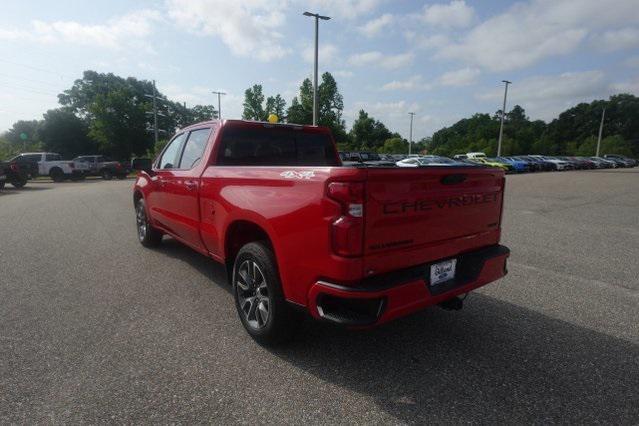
[363,167,504,274]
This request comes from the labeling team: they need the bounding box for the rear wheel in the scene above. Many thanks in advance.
[135,199,162,247]
[10,177,27,188]
[232,242,301,345]
[49,168,64,182]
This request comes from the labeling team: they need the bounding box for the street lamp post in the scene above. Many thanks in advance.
[497,80,511,157]
[303,11,331,126]
[211,91,226,120]
[408,112,415,155]
[596,107,606,157]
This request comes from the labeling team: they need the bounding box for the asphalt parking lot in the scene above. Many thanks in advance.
[1,170,638,424]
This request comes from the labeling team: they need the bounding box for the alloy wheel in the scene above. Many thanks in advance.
[236,260,270,330]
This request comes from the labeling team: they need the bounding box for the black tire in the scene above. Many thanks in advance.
[10,177,27,188]
[101,169,113,180]
[50,168,64,182]
[0,180,5,189]
[232,242,301,345]
[135,198,162,247]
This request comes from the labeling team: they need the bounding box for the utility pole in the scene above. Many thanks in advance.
[144,80,167,141]
[303,11,331,126]
[497,80,511,157]
[211,91,226,120]
[596,107,606,157]
[144,80,159,146]
[408,112,415,155]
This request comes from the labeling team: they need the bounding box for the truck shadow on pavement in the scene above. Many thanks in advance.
[156,238,231,294]
[272,295,638,424]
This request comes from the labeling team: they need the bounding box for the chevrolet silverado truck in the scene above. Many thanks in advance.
[132,120,510,344]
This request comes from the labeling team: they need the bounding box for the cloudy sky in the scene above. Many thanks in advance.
[1,0,638,139]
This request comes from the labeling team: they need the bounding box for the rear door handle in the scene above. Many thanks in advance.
[185,180,198,190]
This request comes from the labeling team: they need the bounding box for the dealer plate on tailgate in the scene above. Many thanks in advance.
[430,259,457,286]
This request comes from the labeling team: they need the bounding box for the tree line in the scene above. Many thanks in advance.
[1,69,637,160]
[428,94,639,158]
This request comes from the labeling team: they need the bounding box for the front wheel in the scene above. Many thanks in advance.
[232,242,301,345]
[135,199,162,247]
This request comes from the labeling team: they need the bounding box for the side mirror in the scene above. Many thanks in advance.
[131,158,153,173]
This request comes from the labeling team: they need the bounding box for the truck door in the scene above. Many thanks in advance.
[156,128,212,252]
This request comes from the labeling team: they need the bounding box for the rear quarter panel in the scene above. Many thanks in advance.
[199,166,366,304]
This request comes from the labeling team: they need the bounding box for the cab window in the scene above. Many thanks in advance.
[159,133,186,169]
[179,128,211,169]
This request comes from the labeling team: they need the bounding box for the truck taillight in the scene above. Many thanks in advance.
[327,182,364,257]
[9,163,19,172]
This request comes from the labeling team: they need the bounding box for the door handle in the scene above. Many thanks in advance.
[185,180,197,190]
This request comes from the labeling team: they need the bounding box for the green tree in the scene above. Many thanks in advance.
[349,110,393,151]
[3,120,42,151]
[242,85,286,121]
[38,108,94,158]
[265,94,286,118]
[88,88,152,159]
[242,84,267,121]
[379,137,406,154]
[286,73,347,142]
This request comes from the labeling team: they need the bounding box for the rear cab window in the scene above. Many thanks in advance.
[217,125,338,166]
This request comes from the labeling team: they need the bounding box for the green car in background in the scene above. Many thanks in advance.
[468,157,514,172]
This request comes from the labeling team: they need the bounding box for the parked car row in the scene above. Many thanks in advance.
[339,151,638,172]
[0,152,132,189]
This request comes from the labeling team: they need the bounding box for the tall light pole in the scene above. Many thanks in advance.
[303,11,331,126]
[497,80,511,156]
[408,112,415,155]
[211,90,226,120]
[596,107,606,157]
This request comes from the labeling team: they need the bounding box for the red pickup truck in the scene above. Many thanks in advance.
[133,120,509,344]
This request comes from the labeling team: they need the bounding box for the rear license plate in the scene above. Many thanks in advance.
[430,259,457,286]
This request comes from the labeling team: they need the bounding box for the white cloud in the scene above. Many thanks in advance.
[0,10,161,51]
[381,75,431,91]
[420,0,474,28]
[302,43,339,64]
[334,70,354,78]
[405,33,449,50]
[439,0,639,72]
[624,55,639,68]
[439,67,480,86]
[166,0,290,62]
[358,13,393,37]
[348,51,414,70]
[593,27,639,52]
[306,0,381,20]
[476,70,608,121]
[611,77,639,95]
